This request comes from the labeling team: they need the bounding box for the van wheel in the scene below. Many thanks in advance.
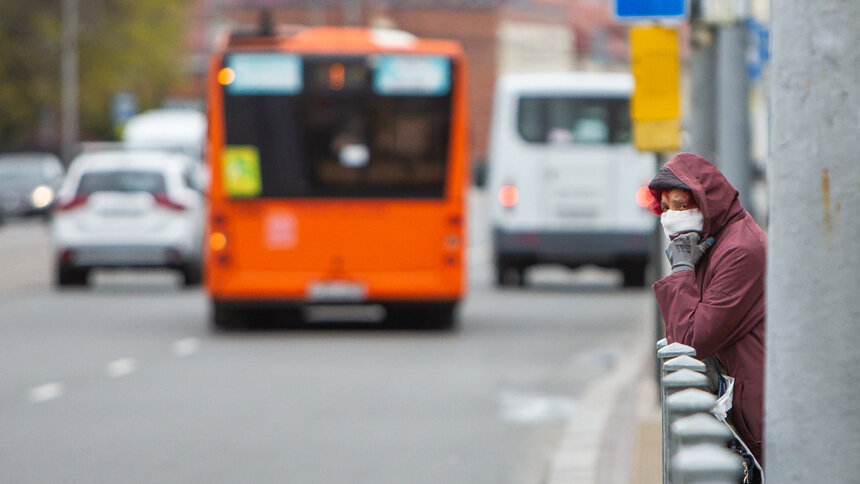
[622,263,647,288]
[496,263,526,287]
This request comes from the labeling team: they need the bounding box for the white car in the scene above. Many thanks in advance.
[52,151,205,287]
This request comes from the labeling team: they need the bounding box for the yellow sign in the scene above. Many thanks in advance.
[222,145,262,197]
[630,25,681,150]
[634,119,681,152]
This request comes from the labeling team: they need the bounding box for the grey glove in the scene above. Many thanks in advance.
[666,233,715,273]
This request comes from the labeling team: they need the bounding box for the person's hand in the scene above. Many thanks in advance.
[665,233,715,273]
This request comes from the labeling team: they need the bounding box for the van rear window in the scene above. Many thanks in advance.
[516,97,631,145]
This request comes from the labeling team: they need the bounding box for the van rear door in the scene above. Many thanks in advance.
[517,96,651,232]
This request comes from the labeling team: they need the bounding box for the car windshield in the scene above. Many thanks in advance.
[76,170,167,196]
[0,161,53,182]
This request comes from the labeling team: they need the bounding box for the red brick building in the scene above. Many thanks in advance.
[180,0,629,162]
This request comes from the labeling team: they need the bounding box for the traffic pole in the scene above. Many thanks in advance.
[715,21,751,210]
[61,0,79,164]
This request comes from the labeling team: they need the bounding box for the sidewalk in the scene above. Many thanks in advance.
[544,338,662,484]
[630,377,662,484]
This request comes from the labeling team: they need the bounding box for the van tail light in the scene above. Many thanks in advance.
[498,185,519,208]
[57,195,89,212]
[635,186,656,209]
[153,193,187,211]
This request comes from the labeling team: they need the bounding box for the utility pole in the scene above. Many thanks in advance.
[61,0,79,164]
[766,1,860,482]
[688,23,716,163]
[715,21,751,209]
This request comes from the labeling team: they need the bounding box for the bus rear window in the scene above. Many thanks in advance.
[222,55,452,199]
[516,97,631,145]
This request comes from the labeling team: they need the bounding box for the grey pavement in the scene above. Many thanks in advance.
[0,193,657,484]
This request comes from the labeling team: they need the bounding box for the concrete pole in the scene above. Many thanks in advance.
[61,0,79,164]
[767,1,860,482]
[716,22,751,210]
[688,24,717,163]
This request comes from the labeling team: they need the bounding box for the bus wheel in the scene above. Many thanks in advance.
[211,302,246,332]
[424,304,457,331]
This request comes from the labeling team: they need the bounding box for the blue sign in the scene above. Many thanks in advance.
[615,0,686,20]
[746,19,770,82]
[225,53,303,95]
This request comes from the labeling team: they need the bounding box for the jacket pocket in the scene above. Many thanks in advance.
[733,382,762,447]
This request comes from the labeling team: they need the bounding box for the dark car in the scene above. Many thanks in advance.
[0,153,65,219]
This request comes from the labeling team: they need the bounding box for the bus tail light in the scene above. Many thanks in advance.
[498,185,519,208]
[210,232,228,252]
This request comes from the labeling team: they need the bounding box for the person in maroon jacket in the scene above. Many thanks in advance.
[648,153,767,465]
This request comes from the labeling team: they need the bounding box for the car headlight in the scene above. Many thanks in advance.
[31,185,54,209]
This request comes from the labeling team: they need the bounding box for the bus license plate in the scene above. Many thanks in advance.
[307,281,367,302]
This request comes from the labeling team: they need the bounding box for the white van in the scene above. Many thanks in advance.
[487,72,656,287]
[122,109,206,162]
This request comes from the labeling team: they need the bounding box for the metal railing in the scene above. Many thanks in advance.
[657,338,744,483]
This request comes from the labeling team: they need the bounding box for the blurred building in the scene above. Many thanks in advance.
[179,0,629,163]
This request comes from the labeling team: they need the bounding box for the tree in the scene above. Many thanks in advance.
[0,0,193,150]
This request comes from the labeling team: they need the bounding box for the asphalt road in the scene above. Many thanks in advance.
[0,192,654,484]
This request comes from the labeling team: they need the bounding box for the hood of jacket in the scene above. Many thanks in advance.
[649,153,745,239]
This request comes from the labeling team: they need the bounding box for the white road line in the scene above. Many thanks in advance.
[173,338,200,357]
[499,391,577,424]
[106,358,138,378]
[29,383,64,403]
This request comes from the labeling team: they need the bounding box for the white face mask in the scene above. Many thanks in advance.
[661,208,704,239]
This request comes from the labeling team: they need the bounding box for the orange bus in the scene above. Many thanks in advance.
[204,25,469,330]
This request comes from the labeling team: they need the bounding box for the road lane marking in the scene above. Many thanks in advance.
[173,338,200,357]
[29,383,63,403]
[499,391,577,424]
[106,358,137,378]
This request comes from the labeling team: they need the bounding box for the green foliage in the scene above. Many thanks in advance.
[0,0,193,148]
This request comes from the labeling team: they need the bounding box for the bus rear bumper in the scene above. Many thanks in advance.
[207,269,463,302]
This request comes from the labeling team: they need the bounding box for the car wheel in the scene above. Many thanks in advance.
[56,265,89,287]
[181,263,203,287]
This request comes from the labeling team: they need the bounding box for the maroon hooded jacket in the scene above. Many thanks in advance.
[651,153,767,463]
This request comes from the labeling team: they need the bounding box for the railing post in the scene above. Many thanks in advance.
[673,443,743,484]
[657,341,696,483]
[666,389,718,483]
[671,412,733,449]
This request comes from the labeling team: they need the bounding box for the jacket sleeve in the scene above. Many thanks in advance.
[652,247,764,359]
